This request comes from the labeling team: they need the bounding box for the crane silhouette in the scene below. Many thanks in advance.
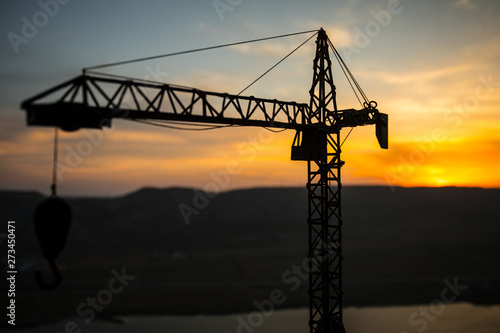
[22,28,388,333]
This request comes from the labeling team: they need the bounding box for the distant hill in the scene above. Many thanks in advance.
[1,186,499,325]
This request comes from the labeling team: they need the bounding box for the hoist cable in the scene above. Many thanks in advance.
[51,127,59,196]
[326,38,371,148]
[340,128,354,148]
[262,127,287,133]
[130,119,234,131]
[237,31,318,96]
[328,39,360,148]
[331,48,364,107]
[83,71,196,90]
[83,29,319,72]
[330,38,369,103]
[327,38,370,106]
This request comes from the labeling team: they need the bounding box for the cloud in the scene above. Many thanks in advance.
[297,22,353,48]
[320,25,353,48]
[453,0,479,10]
[230,43,294,58]
[362,64,474,85]
[229,37,316,59]
[178,70,249,94]
[198,21,207,30]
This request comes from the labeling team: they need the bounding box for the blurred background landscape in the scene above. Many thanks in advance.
[1,186,499,328]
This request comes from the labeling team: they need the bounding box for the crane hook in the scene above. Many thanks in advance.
[33,196,72,290]
[34,258,63,290]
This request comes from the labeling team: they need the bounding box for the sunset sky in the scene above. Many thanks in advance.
[1,0,499,196]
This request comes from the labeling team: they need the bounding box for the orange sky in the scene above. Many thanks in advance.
[1,1,499,196]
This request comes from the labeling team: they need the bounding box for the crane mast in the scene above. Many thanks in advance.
[21,28,388,333]
[305,28,345,332]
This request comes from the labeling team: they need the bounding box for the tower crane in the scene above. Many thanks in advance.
[21,28,388,333]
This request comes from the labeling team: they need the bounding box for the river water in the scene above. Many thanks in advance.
[6,303,500,333]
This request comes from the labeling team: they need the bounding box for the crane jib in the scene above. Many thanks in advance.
[21,74,388,149]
